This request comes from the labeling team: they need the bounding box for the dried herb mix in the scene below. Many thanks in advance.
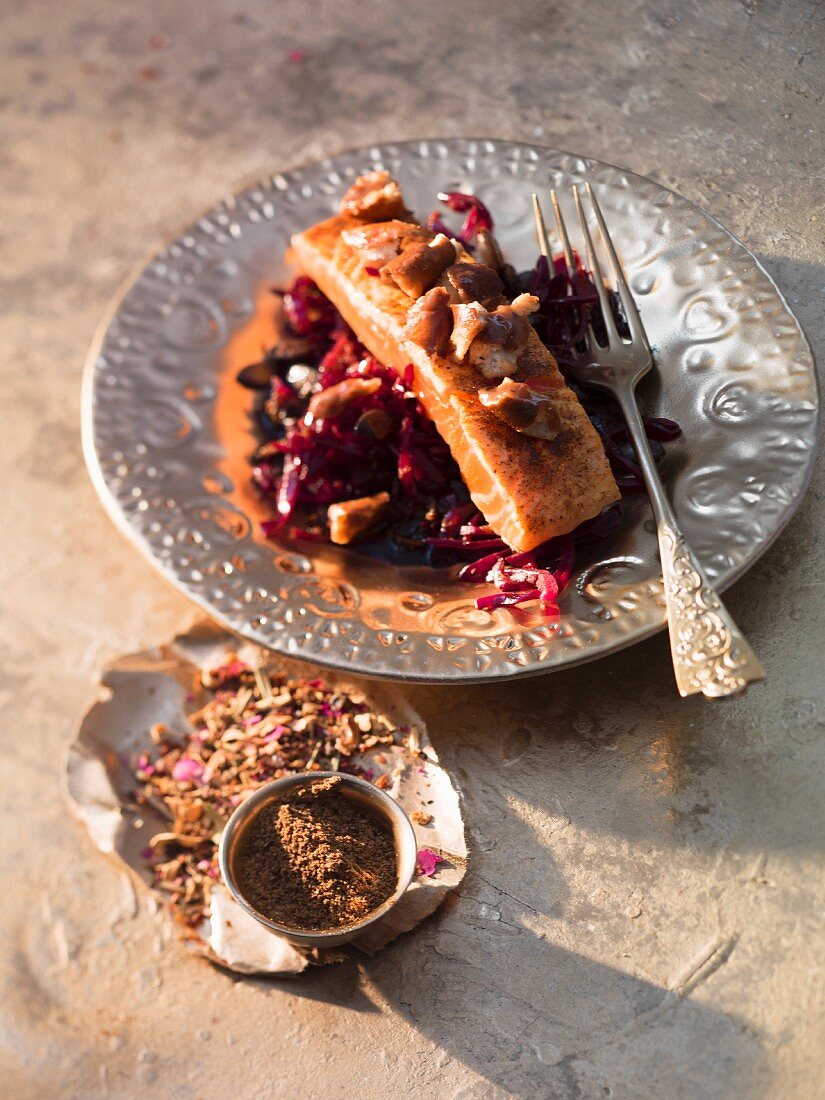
[132,654,416,930]
[234,777,398,929]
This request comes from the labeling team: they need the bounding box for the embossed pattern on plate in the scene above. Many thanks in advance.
[82,140,819,682]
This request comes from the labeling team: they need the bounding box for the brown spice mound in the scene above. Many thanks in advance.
[235,778,398,930]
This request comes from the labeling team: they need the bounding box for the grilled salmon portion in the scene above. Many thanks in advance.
[291,173,619,552]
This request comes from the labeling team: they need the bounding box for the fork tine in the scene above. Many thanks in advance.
[584,181,648,349]
[572,185,620,347]
[549,190,576,280]
[530,193,552,260]
[533,191,593,356]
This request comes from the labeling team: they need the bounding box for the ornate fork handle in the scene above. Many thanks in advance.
[617,390,765,698]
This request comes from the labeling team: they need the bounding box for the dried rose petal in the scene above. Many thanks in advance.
[172,757,204,783]
[263,725,288,742]
[416,848,444,877]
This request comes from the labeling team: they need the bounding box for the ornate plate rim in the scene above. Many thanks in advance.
[81,137,820,683]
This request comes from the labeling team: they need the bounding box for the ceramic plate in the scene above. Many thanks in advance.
[82,139,818,682]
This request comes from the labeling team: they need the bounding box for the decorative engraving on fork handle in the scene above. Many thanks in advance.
[658,523,765,697]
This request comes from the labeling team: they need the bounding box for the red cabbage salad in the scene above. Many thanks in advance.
[237,192,680,615]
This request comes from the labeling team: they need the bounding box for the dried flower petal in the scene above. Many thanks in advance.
[172,757,204,783]
[416,848,444,877]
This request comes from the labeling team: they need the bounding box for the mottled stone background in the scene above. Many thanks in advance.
[1,1,823,1097]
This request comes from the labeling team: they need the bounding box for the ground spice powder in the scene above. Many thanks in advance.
[235,778,398,930]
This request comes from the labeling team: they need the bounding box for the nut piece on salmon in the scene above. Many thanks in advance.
[450,302,489,361]
[479,377,562,440]
[468,293,541,380]
[404,287,454,356]
[327,491,391,545]
[340,171,409,222]
[440,262,505,307]
[341,220,431,268]
[451,293,540,378]
[491,293,541,335]
[308,376,381,420]
[380,234,458,299]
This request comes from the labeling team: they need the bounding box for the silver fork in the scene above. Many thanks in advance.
[532,184,765,698]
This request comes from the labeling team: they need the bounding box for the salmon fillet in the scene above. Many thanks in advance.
[291,189,619,553]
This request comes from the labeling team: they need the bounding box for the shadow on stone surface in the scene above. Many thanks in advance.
[256,873,766,1098]
[353,610,813,1094]
[413,632,823,860]
[241,958,382,1014]
[363,923,765,1099]
[269,622,787,1095]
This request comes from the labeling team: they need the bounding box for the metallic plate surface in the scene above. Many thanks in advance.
[82,139,819,682]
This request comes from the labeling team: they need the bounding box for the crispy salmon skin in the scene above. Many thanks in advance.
[291,173,619,552]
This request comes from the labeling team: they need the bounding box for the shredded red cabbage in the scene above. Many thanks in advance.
[282,275,337,340]
[249,324,467,549]
[430,191,494,247]
[241,190,681,615]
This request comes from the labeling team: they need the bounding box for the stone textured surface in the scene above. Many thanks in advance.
[1,1,823,1098]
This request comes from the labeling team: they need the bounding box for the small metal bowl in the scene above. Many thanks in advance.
[218,771,417,948]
